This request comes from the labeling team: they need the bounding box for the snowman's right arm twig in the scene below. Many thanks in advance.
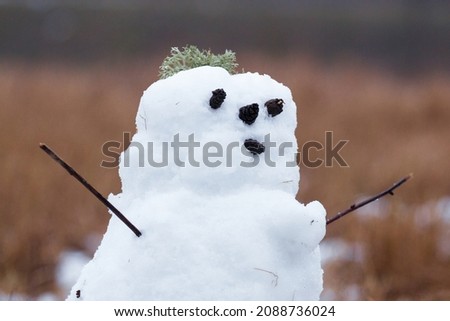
[39,143,142,237]
[326,174,413,225]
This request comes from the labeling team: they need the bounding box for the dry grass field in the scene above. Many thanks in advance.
[1,55,449,300]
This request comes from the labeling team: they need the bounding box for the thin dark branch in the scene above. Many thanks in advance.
[39,143,142,237]
[326,174,413,225]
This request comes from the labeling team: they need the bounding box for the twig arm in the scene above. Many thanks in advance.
[326,174,412,225]
[39,143,142,237]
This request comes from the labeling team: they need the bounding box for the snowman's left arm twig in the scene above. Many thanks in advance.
[326,174,413,225]
[39,143,142,237]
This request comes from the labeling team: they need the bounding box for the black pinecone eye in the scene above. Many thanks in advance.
[244,139,265,155]
[239,103,259,125]
[209,88,226,109]
[265,98,284,117]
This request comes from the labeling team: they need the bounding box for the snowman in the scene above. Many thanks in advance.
[67,50,326,300]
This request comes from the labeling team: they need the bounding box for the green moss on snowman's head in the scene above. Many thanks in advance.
[159,45,238,79]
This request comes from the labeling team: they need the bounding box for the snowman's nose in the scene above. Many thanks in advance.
[244,139,265,155]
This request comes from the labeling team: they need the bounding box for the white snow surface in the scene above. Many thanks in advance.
[67,66,326,300]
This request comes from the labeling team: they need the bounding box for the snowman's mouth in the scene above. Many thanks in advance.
[244,139,265,155]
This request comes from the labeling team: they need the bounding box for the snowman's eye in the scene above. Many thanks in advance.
[265,98,284,117]
[209,88,226,109]
[239,103,259,125]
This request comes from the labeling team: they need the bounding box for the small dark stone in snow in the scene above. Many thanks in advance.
[244,139,265,155]
[239,103,259,125]
[265,98,284,117]
[209,88,226,109]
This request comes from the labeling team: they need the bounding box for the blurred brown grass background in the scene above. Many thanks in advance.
[1,54,450,300]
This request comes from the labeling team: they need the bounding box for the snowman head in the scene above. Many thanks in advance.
[120,66,300,196]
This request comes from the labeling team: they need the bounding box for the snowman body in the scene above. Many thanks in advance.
[67,66,326,300]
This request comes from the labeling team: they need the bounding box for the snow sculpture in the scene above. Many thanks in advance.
[68,51,326,300]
